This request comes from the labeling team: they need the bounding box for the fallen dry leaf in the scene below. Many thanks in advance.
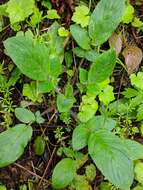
[122,45,143,74]
[109,32,122,55]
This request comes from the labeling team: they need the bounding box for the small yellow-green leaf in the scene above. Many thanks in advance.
[72,5,90,28]
[132,17,143,28]
[58,27,69,37]
[122,4,134,24]
[47,9,60,19]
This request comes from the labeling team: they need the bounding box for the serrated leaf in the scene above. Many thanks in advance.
[15,108,35,124]
[88,131,134,189]
[52,158,76,189]
[72,5,90,27]
[88,49,116,84]
[6,0,35,24]
[130,72,143,90]
[0,4,8,17]
[4,36,61,81]
[0,124,32,168]
[70,24,91,50]
[122,4,134,24]
[122,88,138,98]
[47,9,60,19]
[23,82,42,103]
[123,45,143,74]
[99,85,115,105]
[58,27,69,37]
[89,0,125,46]
[132,17,143,28]
[57,84,75,113]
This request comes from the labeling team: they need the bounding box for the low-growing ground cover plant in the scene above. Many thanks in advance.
[0,0,143,189]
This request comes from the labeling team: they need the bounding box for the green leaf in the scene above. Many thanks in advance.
[33,136,46,156]
[23,82,42,103]
[99,85,115,105]
[137,104,143,121]
[58,27,69,37]
[35,111,45,124]
[86,115,116,131]
[7,68,21,87]
[57,94,75,113]
[30,7,43,26]
[15,107,35,124]
[0,124,32,168]
[6,0,35,24]
[132,17,143,28]
[72,124,90,150]
[133,185,143,190]
[4,36,61,81]
[57,84,75,113]
[124,139,143,160]
[130,72,143,90]
[85,164,96,182]
[134,161,143,185]
[88,49,116,84]
[70,24,91,50]
[0,185,7,190]
[88,131,134,189]
[47,9,60,19]
[79,68,88,85]
[77,95,98,123]
[99,182,112,190]
[52,158,76,189]
[89,0,125,46]
[122,88,138,98]
[122,4,134,24]
[0,4,8,17]
[72,5,90,28]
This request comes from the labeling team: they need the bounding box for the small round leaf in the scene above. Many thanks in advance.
[52,158,76,189]
[15,108,35,123]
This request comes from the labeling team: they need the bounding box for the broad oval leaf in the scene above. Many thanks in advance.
[6,0,35,25]
[70,24,91,50]
[124,139,143,160]
[88,49,116,84]
[88,0,125,46]
[0,124,32,168]
[52,158,76,189]
[4,36,61,81]
[15,107,35,124]
[88,131,134,189]
[33,136,46,156]
[72,124,90,150]
[123,45,143,74]
[86,115,116,132]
